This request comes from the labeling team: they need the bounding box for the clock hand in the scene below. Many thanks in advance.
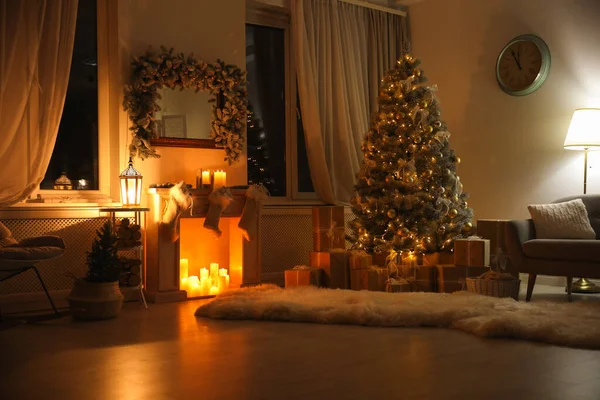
[511,50,522,70]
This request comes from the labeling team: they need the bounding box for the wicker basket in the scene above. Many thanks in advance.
[466,277,521,300]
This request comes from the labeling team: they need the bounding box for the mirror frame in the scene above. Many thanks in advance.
[123,46,247,164]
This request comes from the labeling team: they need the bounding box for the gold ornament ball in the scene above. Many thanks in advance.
[424,125,433,134]
[421,101,429,108]
[437,225,446,235]
[421,144,430,152]
[388,221,396,230]
[387,209,397,219]
[398,227,410,236]
[385,175,395,184]
[406,176,415,184]
[431,156,437,163]
[449,208,458,218]
[414,136,422,144]
[463,201,468,208]
[453,194,459,202]
[463,222,473,232]
[395,113,404,119]
[427,169,434,176]
[358,227,366,235]
[408,144,418,152]
[456,157,461,164]
[366,178,374,186]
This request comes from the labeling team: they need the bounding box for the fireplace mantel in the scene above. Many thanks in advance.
[145,187,261,302]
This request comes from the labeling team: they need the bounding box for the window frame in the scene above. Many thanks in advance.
[246,2,320,205]
[33,0,120,204]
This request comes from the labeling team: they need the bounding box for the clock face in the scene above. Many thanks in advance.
[496,35,551,96]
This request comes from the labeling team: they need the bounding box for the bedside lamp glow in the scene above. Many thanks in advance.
[564,108,600,194]
[119,157,143,206]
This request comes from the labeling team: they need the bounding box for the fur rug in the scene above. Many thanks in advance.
[195,285,600,349]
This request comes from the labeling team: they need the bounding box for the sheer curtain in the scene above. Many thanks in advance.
[292,0,409,204]
[0,0,78,207]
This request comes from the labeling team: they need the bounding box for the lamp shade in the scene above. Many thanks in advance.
[564,108,600,150]
[119,158,142,206]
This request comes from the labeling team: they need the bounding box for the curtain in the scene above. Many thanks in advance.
[0,0,78,207]
[292,0,409,204]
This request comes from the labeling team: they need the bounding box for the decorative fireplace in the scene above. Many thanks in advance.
[145,188,261,303]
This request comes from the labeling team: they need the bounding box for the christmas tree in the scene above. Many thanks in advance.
[246,103,275,193]
[350,54,473,255]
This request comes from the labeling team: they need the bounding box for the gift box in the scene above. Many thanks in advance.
[417,252,454,266]
[436,264,489,293]
[476,219,516,274]
[348,250,373,270]
[350,266,388,291]
[309,250,350,289]
[454,238,490,267]
[313,206,346,251]
[386,279,412,293]
[372,251,390,267]
[285,266,322,288]
[403,265,436,292]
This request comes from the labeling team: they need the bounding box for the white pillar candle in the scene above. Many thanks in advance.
[213,170,227,188]
[200,278,210,296]
[210,263,219,279]
[202,169,212,185]
[181,277,188,291]
[210,286,219,295]
[180,258,189,279]
[200,268,209,280]
[219,268,228,277]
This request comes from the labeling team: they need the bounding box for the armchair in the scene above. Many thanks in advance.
[505,195,600,301]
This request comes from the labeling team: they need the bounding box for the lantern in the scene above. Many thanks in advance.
[119,158,142,206]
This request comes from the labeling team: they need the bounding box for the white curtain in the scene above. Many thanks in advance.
[293,0,409,204]
[0,0,78,207]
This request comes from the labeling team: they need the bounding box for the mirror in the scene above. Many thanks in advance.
[153,88,213,145]
[124,46,247,164]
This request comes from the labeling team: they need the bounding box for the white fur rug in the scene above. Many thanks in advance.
[195,285,600,349]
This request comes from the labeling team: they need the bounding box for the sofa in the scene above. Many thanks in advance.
[505,194,600,301]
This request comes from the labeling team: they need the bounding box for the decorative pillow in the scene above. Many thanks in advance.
[528,199,596,239]
[0,221,17,247]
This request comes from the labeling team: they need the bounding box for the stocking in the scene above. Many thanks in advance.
[203,187,233,237]
[161,182,192,242]
[238,185,269,241]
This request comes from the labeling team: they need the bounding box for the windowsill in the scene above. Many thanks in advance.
[263,197,326,207]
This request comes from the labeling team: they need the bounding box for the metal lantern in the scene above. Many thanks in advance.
[119,158,143,206]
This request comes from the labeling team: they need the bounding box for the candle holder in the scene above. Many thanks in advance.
[196,168,213,190]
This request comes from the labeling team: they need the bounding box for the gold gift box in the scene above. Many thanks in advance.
[349,251,373,270]
[454,238,490,267]
[313,206,346,251]
[350,266,388,291]
[309,250,350,289]
[285,267,322,288]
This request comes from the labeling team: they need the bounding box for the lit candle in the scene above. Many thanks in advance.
[210,263,219,279]
[218,275,228,291]
[213,170,226,188]
[200,268,209,280]
[200,277,210,296]
[181,277,188,291]
[180,258,189,280]
[188,276,200,297]
[219,268,228,277]
[202,169,212,186]
[210,286,219,295]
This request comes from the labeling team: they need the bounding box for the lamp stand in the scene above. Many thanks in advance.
[571,148,600,294]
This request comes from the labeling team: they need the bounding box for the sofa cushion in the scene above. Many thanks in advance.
[0,246,64,262]
[523,239,600,262]
[528,199,596,239]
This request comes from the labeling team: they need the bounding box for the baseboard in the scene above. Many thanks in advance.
[519,274,600,287]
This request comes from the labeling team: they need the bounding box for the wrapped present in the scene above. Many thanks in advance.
[350,266,388,291]
[386,278,412,293]
[476,219,516,274]
[349,250,373,270]
[313,206,345,251]
[436,264,489,293]
[372,251,390,267]
[417,251,454,266]
[309,250,350,289]
[285,265,322,288]
[454,237,490,267]
[404,265,436,292]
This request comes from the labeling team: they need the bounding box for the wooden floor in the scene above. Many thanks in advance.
[1,286,600,400]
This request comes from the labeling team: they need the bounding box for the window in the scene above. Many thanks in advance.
[246,5,315,200]
[41,0,99,191]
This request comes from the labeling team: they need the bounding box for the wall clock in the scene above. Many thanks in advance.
[496,34,551,96]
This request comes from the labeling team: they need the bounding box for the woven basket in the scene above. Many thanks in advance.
[466,277,521,300]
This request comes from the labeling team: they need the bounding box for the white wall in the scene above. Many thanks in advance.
[118,0,247,195]
[410,0,600,219]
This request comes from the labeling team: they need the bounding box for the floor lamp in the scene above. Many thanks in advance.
[563,108,600,293]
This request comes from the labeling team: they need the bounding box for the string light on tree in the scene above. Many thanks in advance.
[350,54,473,254]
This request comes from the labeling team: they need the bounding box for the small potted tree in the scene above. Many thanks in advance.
[68,221,124,320]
